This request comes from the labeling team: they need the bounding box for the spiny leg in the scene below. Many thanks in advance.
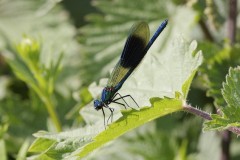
[112,93,134,109]
[112,101,127,109]
[113,94,139,108]
[107,107,114,125]
[103,104,115,126]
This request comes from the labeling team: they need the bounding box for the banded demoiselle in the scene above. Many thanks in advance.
[94,19,168,126]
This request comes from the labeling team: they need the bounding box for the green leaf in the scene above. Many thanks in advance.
[65,87,93,121]
[29,129,94,159]
[16,139,30,160]
[29,135,56,153]
[29,97,183,160]
[0,0,73,56]
[0,139,7,160]
[0,123,8,139]
[175,140,188,160]
[204,67,240,130]
[222,67,240,113]
[77,38,202,158]
[89,38,203,109]
[0,76,10,100]
[26,0,203,157]
[29,37,203,159]
[0,0,81,96]
[0,123,8,160]
[77,97,183,158]
[181,40,202,98]
[5,37,63,132]
[203,46,240,107]
[101,122,179,160]
[0,94,47,137]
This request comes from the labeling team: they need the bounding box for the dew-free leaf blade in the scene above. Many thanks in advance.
[204,67,240,131]
[77,97,183,158]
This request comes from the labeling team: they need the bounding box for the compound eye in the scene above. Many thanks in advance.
[94,100,103,110]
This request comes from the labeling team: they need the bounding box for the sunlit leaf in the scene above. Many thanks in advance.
[29,37,203,159]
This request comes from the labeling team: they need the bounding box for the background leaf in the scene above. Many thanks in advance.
[204,67,240,130]
[0,0,81,96]
[78,0,198,85]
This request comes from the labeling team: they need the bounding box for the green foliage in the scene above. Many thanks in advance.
[0,94,47,136]
[0,139,7,160]
[0,92,50,159]
[8,37,61,96]
[77,98,183,158]
[28,97,184,159]
[65,87,93,122]
[16,139,30,160]
[28,129,94,159]
[28,35,202,159]
[1,0,240,159]
[202,45,240,107]
[0,0,81,95]
[204,67,240,130]
[0,123,8,160]
[88,39,202,107]
[200,42,240,132]
[5,36,63,132]
[79,0,170,85]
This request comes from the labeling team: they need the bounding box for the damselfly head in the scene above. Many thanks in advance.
[94,100,104,110]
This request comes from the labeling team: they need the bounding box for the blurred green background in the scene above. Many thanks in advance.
[0,0,240,159]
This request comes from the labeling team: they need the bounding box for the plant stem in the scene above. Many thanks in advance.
[33,73,62,132]
[199,18,214,42]
[220,131,231,160]
[219,1,238,159]
[183,104,212,120]
[228,0,237,45]
[42,96,62,132]
[182,104,240,136]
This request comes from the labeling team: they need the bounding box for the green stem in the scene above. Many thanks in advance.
[31,82,62,132]
[32,68,62,132]
[43,96,62,132]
